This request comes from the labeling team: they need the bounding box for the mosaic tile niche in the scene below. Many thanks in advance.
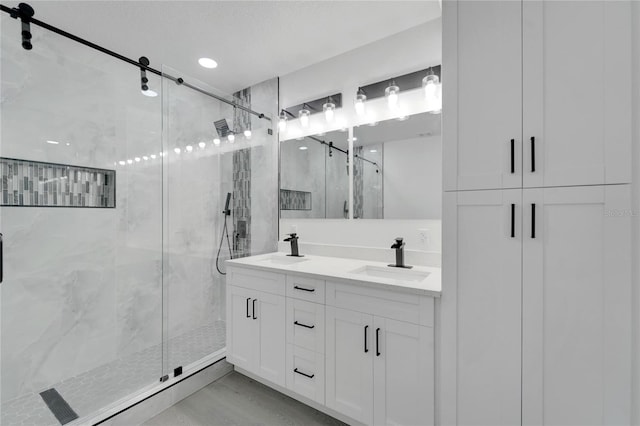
[0,158,115,208]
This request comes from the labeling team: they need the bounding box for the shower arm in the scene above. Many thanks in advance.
[0,3,271,122]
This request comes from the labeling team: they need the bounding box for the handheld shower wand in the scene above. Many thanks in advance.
[216,192,233,275]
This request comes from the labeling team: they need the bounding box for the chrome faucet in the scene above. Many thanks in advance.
[284,233,303,257]
[389,237,412,269]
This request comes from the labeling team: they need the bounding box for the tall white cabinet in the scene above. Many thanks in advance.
[444,0,632,192]
[442,1,633,425]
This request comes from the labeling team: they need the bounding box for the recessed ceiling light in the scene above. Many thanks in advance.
[198,57,218,69]
[369,149,378,153]
[299,146,308,150]
[46,140,59,145]
[142,89,158,97]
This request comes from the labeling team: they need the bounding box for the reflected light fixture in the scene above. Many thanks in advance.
[299,146,308,151]
[174,147,181,154]
[127,159,133,164]
[135,157,141,162]
[143,156,149,161]
[323,97,335,122]
[228,132,235,143]
[214,138,221,145]
[150,154,157,159]
[186,145,193,152]
[119,160,126,166]
[423,70,442,113]
[244,129,252,139]
[299,105,310,128]
[385,81,400,108]
[370,149,378,153]
[355,88,367,116]
[198,142,206,149]
[278,110,288,132]
[198,57,218,69]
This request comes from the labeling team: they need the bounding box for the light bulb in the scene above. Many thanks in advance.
[198,142,206,149]
[143,156,149,161]
[385,82,400,108]
[228,132,235,143]
[299,146,308,151]
[119,161,126,166]
[135,157,141,162]
[355,89,367,116]
[323,99,335,123]
[150,154,156,159]
[214,138,221,145]
[127,159,133,164]
[174,147,181,154]
[244,129,252,139]
[186,145,193,152]
[278,112,288,132]
[299,108,310,128]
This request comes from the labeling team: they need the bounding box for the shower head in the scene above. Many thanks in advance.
[214,119,231,137]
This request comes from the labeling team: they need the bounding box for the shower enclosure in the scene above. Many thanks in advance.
[0,12,277,425]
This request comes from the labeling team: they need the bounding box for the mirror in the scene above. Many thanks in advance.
[280,129,349,219]
[353,112,441,219]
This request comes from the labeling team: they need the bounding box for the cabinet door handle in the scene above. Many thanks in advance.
[294,321,315,329]
[530,137,536,172]
[293,285,315,292]
[364,325,369,353]
[376,328,381,357]
[510,204,516,238]
[246,298,251,318]
[510,139,515,174]
[294,368,314,379]
[252,299,257,319]
[531,203,536,239]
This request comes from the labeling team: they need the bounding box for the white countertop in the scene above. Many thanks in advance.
[226,252,441,298]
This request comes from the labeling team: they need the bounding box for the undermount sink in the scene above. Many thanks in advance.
[259,255,309,265]
[349,265,430,282]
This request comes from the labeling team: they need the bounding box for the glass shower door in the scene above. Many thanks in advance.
[161,66,278,377]
[0,13,164,425]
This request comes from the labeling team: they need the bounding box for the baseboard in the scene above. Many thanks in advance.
[234,366,365,426]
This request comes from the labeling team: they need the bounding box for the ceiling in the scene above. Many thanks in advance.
[20,1,441,95]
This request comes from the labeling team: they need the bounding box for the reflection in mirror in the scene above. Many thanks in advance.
[280,130,349,219]
[353,112,441,219]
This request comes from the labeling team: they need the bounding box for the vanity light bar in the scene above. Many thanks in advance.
[284,93,343,121]
[359,66,441,101]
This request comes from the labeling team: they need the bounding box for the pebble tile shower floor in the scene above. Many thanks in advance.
[1,321,226,426]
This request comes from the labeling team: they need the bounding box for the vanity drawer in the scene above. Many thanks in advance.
[326,281,434,327]
[286,275,325,304]
[286,298,325,353]
[227,267,285,296]
[286,344,325,405]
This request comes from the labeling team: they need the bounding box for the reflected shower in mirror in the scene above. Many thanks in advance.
[280,130,349,219]
[353,112,441,219]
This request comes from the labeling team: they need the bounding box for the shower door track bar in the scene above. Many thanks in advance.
[0,3,271,122]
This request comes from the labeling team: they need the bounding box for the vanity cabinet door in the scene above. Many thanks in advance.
[522,0,632,188]
[254,290,286,387]
[522,185,632,425]
[227,285,258,371]
[441,190,522,426]
[326,306,374,425]
[443,0,522,191]
[373,317,434,426]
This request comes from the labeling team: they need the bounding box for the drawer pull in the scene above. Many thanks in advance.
[530,136,536,172]
[293,285,315,292]
[376,328,381,356]
[294,368,314,379]
[246,298,251,318]
[510,139,515,174]
[531,203,536,239]
[294,321,315,329]
[252,299,257,320]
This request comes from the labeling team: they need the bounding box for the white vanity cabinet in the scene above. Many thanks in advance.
[443,0,632,191]
[226,260,439,426]
[226,268,286,387]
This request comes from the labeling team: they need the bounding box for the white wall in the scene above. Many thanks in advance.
[279,19,442,256]
[384,135,442,219]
